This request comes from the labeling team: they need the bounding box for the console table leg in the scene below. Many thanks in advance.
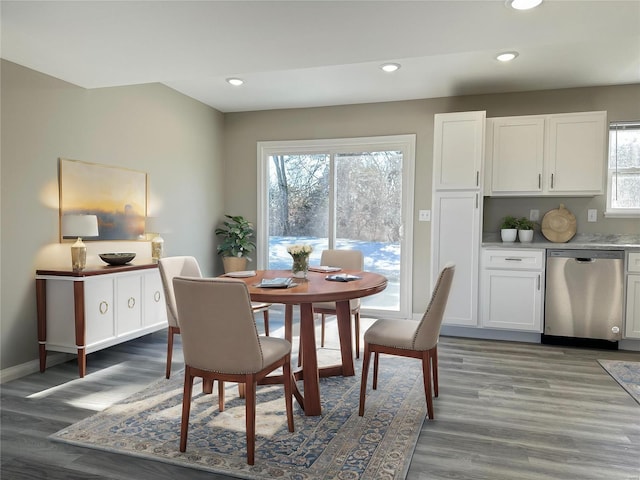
[36,279,47,372]
[73,281,86,378]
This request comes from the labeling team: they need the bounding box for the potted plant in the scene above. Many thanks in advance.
[215,214,256,273]
[500,215,518,242]
[516,217,537,243]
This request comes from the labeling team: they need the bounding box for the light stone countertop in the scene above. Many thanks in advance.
[482,232,640,250]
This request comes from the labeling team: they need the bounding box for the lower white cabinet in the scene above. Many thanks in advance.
[480,248,544,332]
[625,252,640,339]
[36,264,167,377]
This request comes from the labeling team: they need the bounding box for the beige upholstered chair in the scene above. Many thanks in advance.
[158,256,271,379]
[173,276,294,465]
[358,264,455,420]
[313,249,364,358]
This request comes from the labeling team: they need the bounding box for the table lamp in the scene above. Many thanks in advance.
[145,216,164,262]
[62,214,99,271]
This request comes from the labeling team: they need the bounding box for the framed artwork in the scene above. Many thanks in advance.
[59,158,147,241]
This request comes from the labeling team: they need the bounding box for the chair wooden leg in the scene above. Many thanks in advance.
[283,356,294,432]
[238,383,246,398]
[180,367,194,452]
[359,343,372,416]
[372,352,379,390]
[245,375,256,465]
[166,326,178,379]
[218,380,225,411]
[203,379,214,394]
[354,312,360,359]
[320,314,326,347]
[431,345,439,398]
[263,310,269,336]
[422,351,434,419]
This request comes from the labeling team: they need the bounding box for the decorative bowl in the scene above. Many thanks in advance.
[99,253,136,266]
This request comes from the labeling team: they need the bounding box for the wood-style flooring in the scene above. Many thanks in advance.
[2,308,639,480]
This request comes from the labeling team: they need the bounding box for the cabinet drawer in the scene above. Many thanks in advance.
[628,252,640,273]
[482,249,544,270]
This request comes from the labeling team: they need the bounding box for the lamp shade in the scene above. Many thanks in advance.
[62,214,99,238]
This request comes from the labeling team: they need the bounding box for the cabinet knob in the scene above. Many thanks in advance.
[99,301,109,315]
[128,297,136,309]
[154,291,161,302]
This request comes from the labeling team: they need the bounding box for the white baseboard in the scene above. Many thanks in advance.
[0,352,74,384]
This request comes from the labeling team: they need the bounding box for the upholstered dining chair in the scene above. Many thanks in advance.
[313,249,364,358]
[173,276,295,465]
[158,256,272,379]
[358,263,455,420]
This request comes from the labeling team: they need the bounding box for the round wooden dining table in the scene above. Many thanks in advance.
[234,269,387,416]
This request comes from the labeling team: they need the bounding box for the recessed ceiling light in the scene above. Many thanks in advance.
[380,63,401,73]
[496,51,519,62]
[226,78,244,86]
[506,0,542,10]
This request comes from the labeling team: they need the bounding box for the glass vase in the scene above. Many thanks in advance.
[291,253,310,279]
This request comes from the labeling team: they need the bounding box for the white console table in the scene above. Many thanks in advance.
[36,263,167,377]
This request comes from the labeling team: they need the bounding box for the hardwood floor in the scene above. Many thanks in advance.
[2,309,639,480]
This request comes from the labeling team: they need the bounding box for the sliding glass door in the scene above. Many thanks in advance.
[257,135,415,318]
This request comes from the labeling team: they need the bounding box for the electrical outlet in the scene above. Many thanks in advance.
[419,210,431,222]
[530,209,539,221]
[588,209,597,222]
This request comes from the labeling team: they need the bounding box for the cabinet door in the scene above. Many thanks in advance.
[433,111,485,190]
[143,270,167,327]
[84,277,116,345]
[546,111,607,195]
[481,269,543,332]
[116,274,142,336]
[490,116,545,195]
[625,274,640,339]
[431,191,480,326]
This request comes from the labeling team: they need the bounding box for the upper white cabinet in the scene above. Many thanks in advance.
[433,111,485,190]
[431,111,485,327]
[486,111,607,196]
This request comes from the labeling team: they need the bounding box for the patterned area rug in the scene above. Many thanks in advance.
[598,360,640,405]
[51,355,426,479]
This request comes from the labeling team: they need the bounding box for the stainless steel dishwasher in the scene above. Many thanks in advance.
[543,249,624,347]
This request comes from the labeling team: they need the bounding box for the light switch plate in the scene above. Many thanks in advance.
[587,209,597,222]
[530,209,539,221]
[419,210,431,222]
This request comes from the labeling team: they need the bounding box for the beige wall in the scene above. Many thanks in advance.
[223,84,640,315]
[1,60,225,371]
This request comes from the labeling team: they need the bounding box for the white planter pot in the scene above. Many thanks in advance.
[518,229,534,243]
[500,229,517,242]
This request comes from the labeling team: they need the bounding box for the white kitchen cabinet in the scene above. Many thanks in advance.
[432,191,481,326]
[431,111,485,327]
[625,252,640,339]
[36,264,167,377]
[487,116,545,195]
[433,111,485,190]
[485,111,607,196]
[480,249,544,332]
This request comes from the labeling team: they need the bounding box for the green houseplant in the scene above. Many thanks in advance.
[516,217,537,243]
[215,214,256,273]
[500,215,519,242]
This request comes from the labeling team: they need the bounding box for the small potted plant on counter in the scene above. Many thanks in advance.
[500,215,519,242]
[215,214,256,273]
[516,217,537,243]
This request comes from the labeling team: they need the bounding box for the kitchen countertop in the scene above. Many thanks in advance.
[482,232,640,250]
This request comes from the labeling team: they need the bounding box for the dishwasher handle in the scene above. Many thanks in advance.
[575,257,596,263]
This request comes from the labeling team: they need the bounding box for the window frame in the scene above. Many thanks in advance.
[605,121,640,218]
[256,135,416,320]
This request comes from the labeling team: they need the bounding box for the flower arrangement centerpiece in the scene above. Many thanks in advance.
[287,244,313,278]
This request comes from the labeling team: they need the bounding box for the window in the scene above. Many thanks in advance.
[606,121,640,217]
[257,135,415,319]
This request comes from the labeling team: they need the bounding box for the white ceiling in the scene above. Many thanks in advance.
[1,1,639,113]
